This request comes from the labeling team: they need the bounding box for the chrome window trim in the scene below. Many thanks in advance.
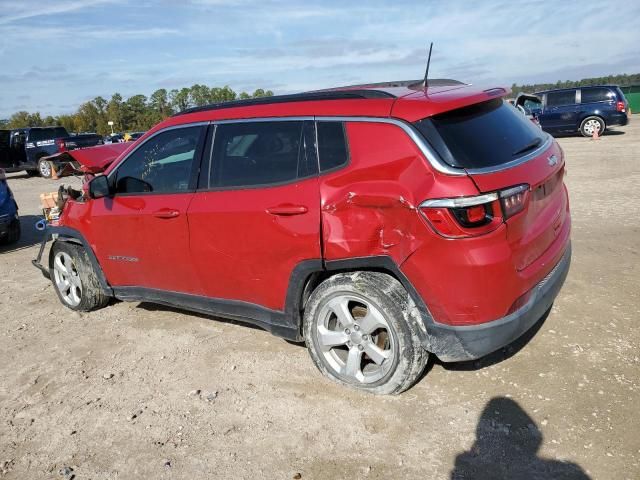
[464,133,553,175]
[207,115,465,176]
[315,116,465,176]
[420,192,498,208]
[213,117,315,124]
[107,121,210,181]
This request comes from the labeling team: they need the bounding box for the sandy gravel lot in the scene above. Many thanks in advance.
[1,120,638,479]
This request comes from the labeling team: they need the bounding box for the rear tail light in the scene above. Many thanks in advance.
[56,139,67,153]
[616,101,626,112]
[420,184,530,238]
[499,184,529,219]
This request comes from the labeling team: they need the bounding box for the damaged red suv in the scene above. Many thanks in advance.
[33,79,571,394]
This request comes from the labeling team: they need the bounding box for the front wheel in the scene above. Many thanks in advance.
[580,116,605,137]
[50,241,109,311]
[303,272,428,395]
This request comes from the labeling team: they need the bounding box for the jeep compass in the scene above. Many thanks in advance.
[33,79,571,394]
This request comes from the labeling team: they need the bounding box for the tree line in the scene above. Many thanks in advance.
[511,72,640,95]
[0,85,274,135]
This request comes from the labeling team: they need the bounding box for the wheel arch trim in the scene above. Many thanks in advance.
[33,225,113,296]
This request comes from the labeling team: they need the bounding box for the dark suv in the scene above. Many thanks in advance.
[33,80,572,394]
[531,86,629,137]
[0,127,102,177]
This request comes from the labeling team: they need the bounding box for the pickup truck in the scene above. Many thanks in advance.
[0,127,103,178]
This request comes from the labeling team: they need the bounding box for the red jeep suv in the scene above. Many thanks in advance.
[33,79,571,394]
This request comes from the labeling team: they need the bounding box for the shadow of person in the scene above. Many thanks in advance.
[451,397,591,480]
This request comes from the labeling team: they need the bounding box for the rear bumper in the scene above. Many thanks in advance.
[424,243,571,362]
[607,112,629,127]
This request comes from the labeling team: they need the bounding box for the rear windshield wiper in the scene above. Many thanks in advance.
[512,138,542,157]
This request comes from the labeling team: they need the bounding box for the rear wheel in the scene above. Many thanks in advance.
[580,116,605,137]
[0,217,20,245]
[303,272,428,395]
[50,241,109,311]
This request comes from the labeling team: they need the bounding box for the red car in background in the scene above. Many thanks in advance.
[33,79,571,394]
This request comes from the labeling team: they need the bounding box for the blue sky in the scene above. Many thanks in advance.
[1,0,639,117]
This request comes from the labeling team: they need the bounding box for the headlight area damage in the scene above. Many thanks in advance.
[41,142,130,180]
[37,142,130,223]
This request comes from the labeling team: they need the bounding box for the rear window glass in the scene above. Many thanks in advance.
[317,122,349,171]
[581,87,614,103]
[29,128,68,142]
[414,98,547,170]
[546,90,576,107]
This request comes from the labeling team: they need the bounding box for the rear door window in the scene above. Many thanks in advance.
[413,98,547,170]
[316,121,349,171]
[581,87,614,103]
[209,121,303,188]
[28,127,68,143]
[546,90,577,107]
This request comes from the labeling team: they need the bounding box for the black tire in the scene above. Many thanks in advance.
[303,271,428,395]
[37,157,52,178]
[580,116,605,137]
[26,169,39,177]
[0,218,20,245]
[49,240,110,312]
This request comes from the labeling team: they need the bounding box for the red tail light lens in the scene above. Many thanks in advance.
[616,101,626,112]
[499,184,529,219]
[420,184,530,238]
[420,193,501,238]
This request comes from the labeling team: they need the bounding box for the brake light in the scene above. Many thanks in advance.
[500,184,529,219]
[420,184,530,238]
[616,101,626,112]
[419,193,501,238]
[56,139,67,153]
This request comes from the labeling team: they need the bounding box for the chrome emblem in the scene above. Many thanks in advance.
[548,154,558,167]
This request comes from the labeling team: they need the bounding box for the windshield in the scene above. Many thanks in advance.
[414,98,547,169]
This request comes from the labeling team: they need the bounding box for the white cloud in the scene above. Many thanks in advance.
[0,0,120,25]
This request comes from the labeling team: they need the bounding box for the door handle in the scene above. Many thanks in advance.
[153,208,180,219]
[266,204,308,216]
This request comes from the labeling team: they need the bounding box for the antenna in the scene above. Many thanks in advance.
[423,42,433,88]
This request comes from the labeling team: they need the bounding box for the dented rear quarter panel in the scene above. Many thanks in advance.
[320,121,479,264]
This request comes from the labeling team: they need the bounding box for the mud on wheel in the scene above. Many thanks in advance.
[49,240,109,311]
[303,271,428,395]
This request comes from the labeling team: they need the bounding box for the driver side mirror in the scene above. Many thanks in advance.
[88,175,112,199]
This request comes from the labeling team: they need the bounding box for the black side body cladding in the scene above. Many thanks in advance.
[34,227,570,363]
[33,226,113,295]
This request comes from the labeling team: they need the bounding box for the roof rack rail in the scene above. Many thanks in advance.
[317,78,466,91]
[173,89,395,116]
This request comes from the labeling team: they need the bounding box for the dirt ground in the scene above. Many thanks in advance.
[1,120,638,480]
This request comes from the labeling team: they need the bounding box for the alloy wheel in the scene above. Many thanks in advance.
[39,160,52,177]
[583,119,601,136]
[53,251,82,307]
[314,294,396,384]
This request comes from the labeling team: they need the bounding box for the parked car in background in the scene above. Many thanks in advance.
[33,80,571,394]
[533,86,629,137]
[104,134,124,144]
[123,131,145,142]
[0,127,103,177]
[513,93,542,127]
[0,168,20,245]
